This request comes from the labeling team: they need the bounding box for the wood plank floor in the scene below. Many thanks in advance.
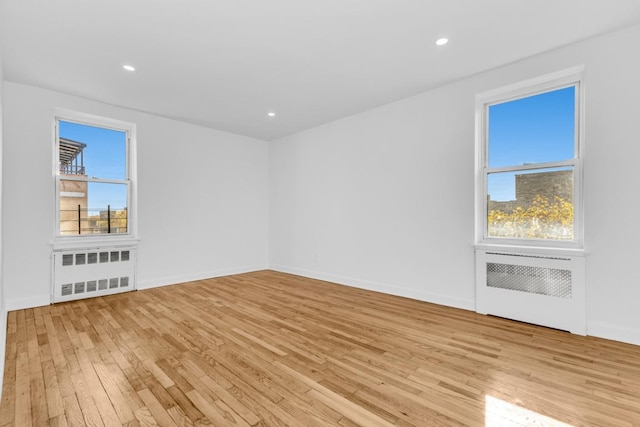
[1,270,640,426]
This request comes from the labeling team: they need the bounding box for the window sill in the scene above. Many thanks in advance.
[473,242,587,258]
[51,236,139,252]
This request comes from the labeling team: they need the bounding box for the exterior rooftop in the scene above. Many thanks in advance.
[59,137,86,175]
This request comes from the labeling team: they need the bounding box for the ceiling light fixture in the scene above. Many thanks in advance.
[435,38,449,46]
[123,65,136,71]
[267,112,276,117]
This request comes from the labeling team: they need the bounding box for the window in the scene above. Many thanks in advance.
[476,67,583,247]
[55,110,136,239]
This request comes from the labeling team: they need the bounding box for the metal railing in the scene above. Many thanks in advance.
[60,164,86,175]
[59,205,128,235]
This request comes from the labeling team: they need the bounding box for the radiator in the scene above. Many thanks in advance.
[475,250,586,334]
[52,247,136,303]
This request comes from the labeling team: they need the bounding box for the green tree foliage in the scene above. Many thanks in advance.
[87,208,128,234]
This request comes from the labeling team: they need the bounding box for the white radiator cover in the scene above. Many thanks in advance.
[475,250,586,335]
[52,246,137,303]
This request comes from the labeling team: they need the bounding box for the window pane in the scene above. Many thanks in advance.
[488,86,575,168]
[58,120,126,179]
[59,180,128,235]
[487,168,574,240]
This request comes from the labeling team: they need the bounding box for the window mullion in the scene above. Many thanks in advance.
[486,159,576,175]
[58,175,128,185]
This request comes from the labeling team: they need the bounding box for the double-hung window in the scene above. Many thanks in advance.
[476,67,584,248]
[54,110,136,240]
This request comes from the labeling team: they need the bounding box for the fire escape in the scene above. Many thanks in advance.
[59,138,86,175]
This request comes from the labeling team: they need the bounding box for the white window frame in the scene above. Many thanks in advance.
[474,66,585,251]
[52,109,138,250]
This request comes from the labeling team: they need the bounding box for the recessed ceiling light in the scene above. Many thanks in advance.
[435,38,449,46]
[123,65,136,71]
[267,112,276,117]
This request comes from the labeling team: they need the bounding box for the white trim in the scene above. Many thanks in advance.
[136,264,270,290]
[474,87,485,244]
[475,66,585,249]
[54,108,136,133]
[60,191,85,198]
[487,159,575,174]
[588,321,640,346]
[472,243,587,257]
[7,266,267,309]
[269,264,475,311]
[5,295,51,311]
[53,109,138,241]
[477,65,585,105]
[480,235,583,251]
[51,237,139,251]
[59,175,128,185]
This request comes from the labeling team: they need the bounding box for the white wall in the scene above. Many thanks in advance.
[2,25,639,349]
[2,83,269,309]
[269,82,477,309]
[270,25,640,345]
[0,48,6,399]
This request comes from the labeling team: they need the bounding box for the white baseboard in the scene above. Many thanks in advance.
[588,321,640,346]
[269,265,640,348]
[6,266,638,349]
[136,264,270,290]
[5,294,51,311]
[269,264,475,311]
[3,265,269,309]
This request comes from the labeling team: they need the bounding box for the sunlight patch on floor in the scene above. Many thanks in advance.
[485,395,573,427]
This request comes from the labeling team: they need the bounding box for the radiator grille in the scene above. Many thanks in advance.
[53,247,136,303]
[61,250,130,267]
[60,276,131,296]
[487,262,571,298]
[476,250,586,335]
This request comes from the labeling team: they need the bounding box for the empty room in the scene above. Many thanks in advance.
[1,1,640,426]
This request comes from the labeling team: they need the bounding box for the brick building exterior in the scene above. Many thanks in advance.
[488,169,573,213]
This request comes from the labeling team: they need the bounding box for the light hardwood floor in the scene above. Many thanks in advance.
[1,270,639,426]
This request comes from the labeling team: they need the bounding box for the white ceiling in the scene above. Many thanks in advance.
[2,1,640,141]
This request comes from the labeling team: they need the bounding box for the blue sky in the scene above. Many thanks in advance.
[59,120,127,211]
[58,86,575,207]
[487,86,575,201]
